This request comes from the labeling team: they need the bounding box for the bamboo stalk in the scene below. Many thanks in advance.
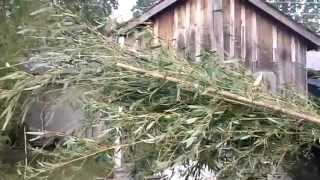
[116,63,320,124]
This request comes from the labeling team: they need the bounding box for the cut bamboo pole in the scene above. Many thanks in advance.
[116,63,320,124]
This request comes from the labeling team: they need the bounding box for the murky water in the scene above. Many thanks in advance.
[0,149,114,180]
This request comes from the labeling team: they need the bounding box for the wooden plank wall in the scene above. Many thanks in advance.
[152,0,308,92]
[154,0,217,60]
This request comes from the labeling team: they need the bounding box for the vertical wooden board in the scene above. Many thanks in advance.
[284,59,293,87]
[295,39,304,92]
[208,0,215,50]
[300,43,307,93]
[230,0,235,57]
[240,3,246,61]
[178,3,186,28]
[185,0,190,30]
[252,11,258,63]
[234,0,242,58]
[257,13,273,71]
[177,33,186,51]
[183,1,190,56]
[173,5,179,48]
[250,10,258,72]
[157,7,174,46]
[213,0,224,60]
[277,26,286,87]
[201,0,208,9]
[272,25,278,62]
[295,39,302,91]
[283,30,293,85]
[190,0,197,26]
[245,4,253,68]
[223,0,230,57]
[277,27,292,87]
[187,29,196,60]
[195,0,202,61]
[283,30,292,63]
[201,0,212,50]
[153,18,160,44]
[291,36,296,63]
[290,36,297,88]
[174,2,188,53]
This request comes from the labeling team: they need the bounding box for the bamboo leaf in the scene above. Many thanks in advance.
[30,7,52,16]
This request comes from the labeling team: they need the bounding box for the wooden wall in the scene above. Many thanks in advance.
[151,0,308,92]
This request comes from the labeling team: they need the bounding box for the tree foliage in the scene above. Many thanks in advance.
[267,0,320,34]
[132,0,158,17]
[1,1,320,179]
[0,0,118,65]
[58,0,118,23]
[1,3,320,179]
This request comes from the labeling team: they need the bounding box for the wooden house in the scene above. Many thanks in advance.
[119,0,320,93]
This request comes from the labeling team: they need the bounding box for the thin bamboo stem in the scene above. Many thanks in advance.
[116,63,320,124]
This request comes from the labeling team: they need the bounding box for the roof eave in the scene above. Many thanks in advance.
[119,0,179,35]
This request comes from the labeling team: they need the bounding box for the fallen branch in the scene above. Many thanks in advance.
[116,63,320,124]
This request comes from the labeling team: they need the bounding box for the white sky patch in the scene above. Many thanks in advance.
[112,0,137,22]
[307,51,320,70]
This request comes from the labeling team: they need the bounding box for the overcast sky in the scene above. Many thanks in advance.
[113,0,137,22]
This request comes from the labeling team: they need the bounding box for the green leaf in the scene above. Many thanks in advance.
[146,121,156,131]
[30,7,53,16]
[183,137,197,148]
[185,118,198,124]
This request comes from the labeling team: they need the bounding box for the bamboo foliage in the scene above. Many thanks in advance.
[1,4,320,180]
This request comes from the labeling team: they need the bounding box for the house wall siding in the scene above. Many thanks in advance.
[150,0,309,92]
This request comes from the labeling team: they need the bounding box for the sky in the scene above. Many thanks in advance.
[307,51,320,70]
[113,0,137,22]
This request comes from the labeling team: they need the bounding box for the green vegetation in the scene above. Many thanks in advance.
[0,0,118,66]
[268,0,320,33]
[132,0,158,17]
[0,3,320,179]
[1,1,320,180]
